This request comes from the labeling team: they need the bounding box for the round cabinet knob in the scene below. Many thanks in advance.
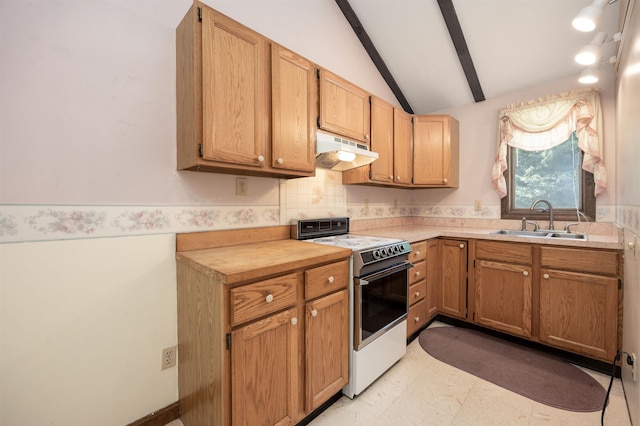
[277,158,284,164]
[291,317,297,325]
[459,244,465,249]
[257,155,265,162]
[414,317,420,323]
[311,309,318,317]
[543,274,550,279]
[397,176,401,180]
[265,294,274,303]
[523,271,529,277]
[327,276,334,283]
[443,178,448,183]
[365,135,370,140]
[416,251,421,256]
[389,175,393,180]
[415,291,420,297]
[415,271,420,277]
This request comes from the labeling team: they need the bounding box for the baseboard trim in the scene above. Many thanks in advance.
[126,401,180,426]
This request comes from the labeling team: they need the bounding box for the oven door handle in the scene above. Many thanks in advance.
[357,261,413,286]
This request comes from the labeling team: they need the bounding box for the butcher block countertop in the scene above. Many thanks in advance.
[176,239,352,286]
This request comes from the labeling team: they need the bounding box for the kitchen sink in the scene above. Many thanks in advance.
[491,230,588,240]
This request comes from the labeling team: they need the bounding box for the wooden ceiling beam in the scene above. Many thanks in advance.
[335,0,414,114]
[437,0,485,103]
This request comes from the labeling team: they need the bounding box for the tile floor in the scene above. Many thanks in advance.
[167,322,632,426]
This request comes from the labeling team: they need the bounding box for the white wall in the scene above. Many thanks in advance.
[615,1,640,424]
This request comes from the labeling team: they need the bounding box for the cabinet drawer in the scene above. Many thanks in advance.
[305,260,349,300]
[407,298,428,337]
[409,260,426,285]
[409,241,427,263]
[540,246,618,275]
[230,273,298,326]
[476,240,532,265]
[409,280,427,306]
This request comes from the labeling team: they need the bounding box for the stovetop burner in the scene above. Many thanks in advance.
[293,217,412,270]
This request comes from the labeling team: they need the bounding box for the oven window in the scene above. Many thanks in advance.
[360,269,408,342]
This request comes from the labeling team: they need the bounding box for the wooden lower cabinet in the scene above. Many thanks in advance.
[232,307,298,426]
[177,251,350,426]
[474,241,533,338]
[407,241,428,337]
[538,245,620,362]
[425,239,439,320]
[305,289,349,411]
[438,239,468,319]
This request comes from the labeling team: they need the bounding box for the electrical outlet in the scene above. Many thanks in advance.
[236,177,248,196]
[393,199,398,209]
[364,199,369,213]
[162,346,177,370]
[632,353,637,382]
[474,199,483,211]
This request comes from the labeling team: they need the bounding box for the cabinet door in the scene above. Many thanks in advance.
[318,69,370,143]
[201,6,270,167]
[438,239,467,319]
[305,289,349,412]
[475,260,532,338]
[393,108,413,185]
[369,96,394,183]
[232,307,298,426]
[425,239,439,320]
[272,45,316,173]
[413,115,459,187]
[539,269,618,361]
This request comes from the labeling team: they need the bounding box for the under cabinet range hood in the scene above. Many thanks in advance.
[315,131,379,171]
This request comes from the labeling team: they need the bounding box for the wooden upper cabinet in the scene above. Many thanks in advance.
[393,108,413,185]
[318,68,371,144]
[413,115,459,187]
[176,3,315,178]
[369,96,394,183]
[200,5,270,167]
[272,45,316,173]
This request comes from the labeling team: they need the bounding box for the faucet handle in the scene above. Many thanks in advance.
[564,223,579,232]
[521,217,539,231]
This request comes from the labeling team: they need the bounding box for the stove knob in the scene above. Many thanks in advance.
[373,250,381,259]
[398,244,405,252]
[380,247,388,257]
[394,245,400,253]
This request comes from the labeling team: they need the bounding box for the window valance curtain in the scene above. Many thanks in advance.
[491,88,606,198]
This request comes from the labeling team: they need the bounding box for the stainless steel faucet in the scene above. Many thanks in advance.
[530,199,554,230]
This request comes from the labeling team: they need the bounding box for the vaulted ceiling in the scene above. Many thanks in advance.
[341,0,624,114]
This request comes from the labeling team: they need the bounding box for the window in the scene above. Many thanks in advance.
[492,88,604,223]
[502,132,596,221]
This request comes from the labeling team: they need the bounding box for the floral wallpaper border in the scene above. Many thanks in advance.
[0,205,280,243]
[0,202,624,244]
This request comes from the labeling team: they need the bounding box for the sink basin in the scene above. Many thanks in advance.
[491,230,552,238]
[491,230,587,240]
[548,232,588,240]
